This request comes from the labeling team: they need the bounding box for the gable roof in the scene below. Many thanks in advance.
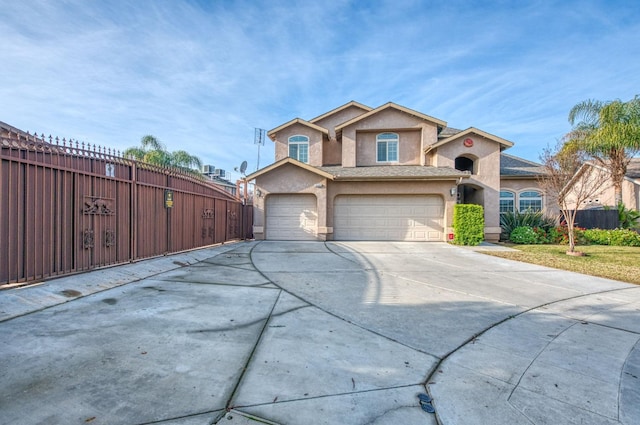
[245,157,335,181]
[267,118,329,141]
[428,127,514,151]
[309,101,372,124]
[334,102,447,134]
[500,153,546,177]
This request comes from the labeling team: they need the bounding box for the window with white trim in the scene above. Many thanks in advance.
[288,135,309,163]
[499,191,515,214]
[376,133,398,162]
[519,190,543,212]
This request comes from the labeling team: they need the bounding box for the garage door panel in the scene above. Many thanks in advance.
[334,195,443,241]
[266,194,317,240]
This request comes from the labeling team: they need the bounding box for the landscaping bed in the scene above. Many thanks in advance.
[485,244,640,285]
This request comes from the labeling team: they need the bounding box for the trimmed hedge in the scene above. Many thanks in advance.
[583,228,640,246]
[507,225,640,246]
[453,204,484,246]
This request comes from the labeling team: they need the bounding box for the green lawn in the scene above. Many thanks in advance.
[484,244,640,285]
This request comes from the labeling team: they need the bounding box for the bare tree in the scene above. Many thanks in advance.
[538,141,608,253]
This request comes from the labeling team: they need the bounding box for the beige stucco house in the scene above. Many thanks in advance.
[565,159,640,211]
[246,101,547,242]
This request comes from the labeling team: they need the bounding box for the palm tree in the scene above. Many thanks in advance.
[566,95,640,204]
[124,135,202,172]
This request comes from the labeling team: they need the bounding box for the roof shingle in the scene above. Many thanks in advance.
[500,153,547,177]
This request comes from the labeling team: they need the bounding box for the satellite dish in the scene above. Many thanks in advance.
[240,160,248,174]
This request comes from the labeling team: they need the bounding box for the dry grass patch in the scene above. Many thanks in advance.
[485,244,640,285]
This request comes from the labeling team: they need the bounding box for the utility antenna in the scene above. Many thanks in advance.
[254,128,266,170]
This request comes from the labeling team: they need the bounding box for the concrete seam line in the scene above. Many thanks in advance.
[253,242,438,357]
[424,286,640,424]
[131,409,225,425]
[230,382,426,408]
[225,241,284,412]
[618,338,640,421]
[0,243,247,323]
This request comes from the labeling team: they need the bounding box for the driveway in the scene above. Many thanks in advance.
[1,241,638,425]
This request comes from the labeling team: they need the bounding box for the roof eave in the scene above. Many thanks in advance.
[245,157,334,181]
[308,101,373,124]
[267,118,329,141]
[335,102,447,132]
[426,127,514,151]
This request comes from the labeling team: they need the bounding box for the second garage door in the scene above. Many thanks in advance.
[266,194,318,240]
[334,195,444,241]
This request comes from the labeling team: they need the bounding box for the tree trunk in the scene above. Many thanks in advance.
[564,209,577,253]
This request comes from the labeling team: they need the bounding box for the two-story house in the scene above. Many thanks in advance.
[246,101,546,242]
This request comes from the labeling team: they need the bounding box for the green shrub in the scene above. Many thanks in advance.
[500,210,555,240]
[453,204,484,246]
[617,203,640,229]
[509,226,539,244]
[583,228,640,246]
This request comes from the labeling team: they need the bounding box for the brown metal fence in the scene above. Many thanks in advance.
[0,129,253,287]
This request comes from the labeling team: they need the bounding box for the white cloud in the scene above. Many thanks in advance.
[0,0,639,177]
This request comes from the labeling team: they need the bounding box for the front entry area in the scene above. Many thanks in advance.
[265,194,318,240]
[333,195,444,241]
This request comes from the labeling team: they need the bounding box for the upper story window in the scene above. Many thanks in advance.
[519,190,543,212]
[455,156,475,174]
[377,133,398,163]
[288,135,309,163]
[499,191,515,214]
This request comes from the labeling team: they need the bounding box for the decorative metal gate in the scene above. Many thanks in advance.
[0,127,252,287]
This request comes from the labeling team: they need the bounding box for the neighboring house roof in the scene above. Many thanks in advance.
[246,157,469,182]
[0,120,45,142]
[334,102,447,135]
[267,118,329,141]
[428,127,514,151]
[626,158,640,180]
[500,153,547,178]
[577,158,640,184]
[308,101,373,124]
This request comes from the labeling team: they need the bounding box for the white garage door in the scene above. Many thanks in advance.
[266,194,318,240]
[334,195,443,241]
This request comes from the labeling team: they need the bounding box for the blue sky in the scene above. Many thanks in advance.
[1,0,639,180]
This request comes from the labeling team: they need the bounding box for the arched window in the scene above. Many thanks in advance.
[519,190,543,212]
[455,156,475,173]
[288,135,309,163]
[376,133,398,162]
[499,191,515,214]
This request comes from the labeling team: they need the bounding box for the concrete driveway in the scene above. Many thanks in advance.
[1,241,638,425]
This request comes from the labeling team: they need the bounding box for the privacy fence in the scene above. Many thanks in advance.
[0,130,252,287]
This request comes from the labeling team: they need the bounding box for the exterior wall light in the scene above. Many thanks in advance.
[450,187,457,196]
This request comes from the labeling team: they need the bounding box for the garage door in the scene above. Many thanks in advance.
[334,195,443,241]
[266,194,318,240]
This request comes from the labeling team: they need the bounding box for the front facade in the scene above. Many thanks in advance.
[565,159,640,211]
[247,101,546,242]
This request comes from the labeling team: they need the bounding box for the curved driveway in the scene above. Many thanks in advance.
[1,241,638,425]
